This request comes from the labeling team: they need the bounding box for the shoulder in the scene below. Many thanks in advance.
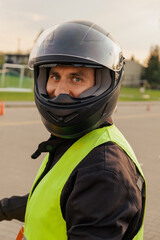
[61,141,141,207]
[74,141,138,182]
[60,140,144,239]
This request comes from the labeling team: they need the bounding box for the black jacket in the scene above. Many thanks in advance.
[0,122,145,240]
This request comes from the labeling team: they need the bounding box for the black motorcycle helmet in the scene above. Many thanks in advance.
[29,20,124,138]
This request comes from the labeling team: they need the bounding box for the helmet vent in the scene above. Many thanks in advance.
[47,111,78,123]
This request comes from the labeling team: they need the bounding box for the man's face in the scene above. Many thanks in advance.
[46,65,95,98]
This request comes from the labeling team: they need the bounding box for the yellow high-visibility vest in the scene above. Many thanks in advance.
[24,124,146,240]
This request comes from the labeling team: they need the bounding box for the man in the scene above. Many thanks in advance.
[0,21,146,240]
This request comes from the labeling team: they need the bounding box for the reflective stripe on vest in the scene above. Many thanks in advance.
[24,124,146,240]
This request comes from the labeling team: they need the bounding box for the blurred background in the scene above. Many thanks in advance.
[0,0,160,100]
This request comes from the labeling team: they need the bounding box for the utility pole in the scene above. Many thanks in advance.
[17,38,21,53]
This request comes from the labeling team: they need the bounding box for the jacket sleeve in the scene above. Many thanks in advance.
[64,168,141,240]
[59,141,144,240]
[0,194,29,222]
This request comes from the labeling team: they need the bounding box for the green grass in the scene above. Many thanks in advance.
[119,87,160,101]
[0,92,34,101]
[0,72,33,89]
[0,72,160,101]
[0,72,34,101]
[0,87,159,102]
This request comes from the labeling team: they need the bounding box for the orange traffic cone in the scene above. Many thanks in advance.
[16,226,24,240]
[0,101,5,116]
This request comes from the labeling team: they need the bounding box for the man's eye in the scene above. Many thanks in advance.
[73,77,82,83]
[50,75,60,80]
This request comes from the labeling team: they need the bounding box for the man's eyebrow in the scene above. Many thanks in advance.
[69,71,86,77]
[49,70,87,77]
[49,71,59,75]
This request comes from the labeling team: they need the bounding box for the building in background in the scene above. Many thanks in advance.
[4,53,29,65]
[122,59,145,87]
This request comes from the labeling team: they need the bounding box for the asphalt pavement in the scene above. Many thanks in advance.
[0,101,160,239]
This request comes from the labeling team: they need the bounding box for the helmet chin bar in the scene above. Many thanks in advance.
[40,103,108,139]
[48,94,82,104]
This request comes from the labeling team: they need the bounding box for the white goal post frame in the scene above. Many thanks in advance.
[1,63,30,89]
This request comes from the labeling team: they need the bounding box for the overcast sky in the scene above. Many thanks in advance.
[0,0,160,64]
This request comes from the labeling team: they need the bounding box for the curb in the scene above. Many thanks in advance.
[3,101,160,108]
[4,101,36,108]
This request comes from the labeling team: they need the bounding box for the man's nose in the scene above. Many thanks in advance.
[54,81,70,97]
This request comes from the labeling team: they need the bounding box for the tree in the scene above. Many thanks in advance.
[0,52,5,69]
[144,45,160,88]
